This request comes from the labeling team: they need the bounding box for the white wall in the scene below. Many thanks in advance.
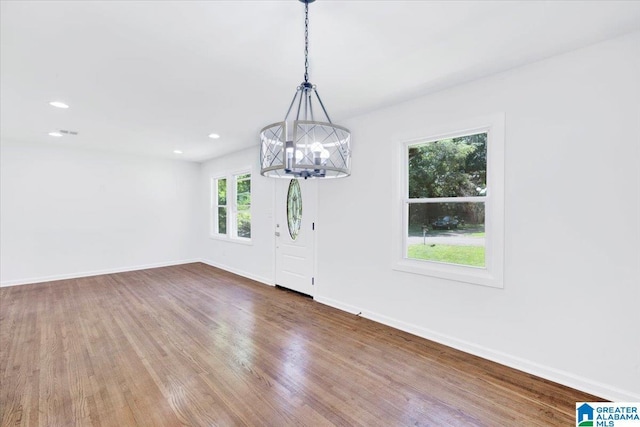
[196,32,640,401]
[316,32,640,401]
[0,141,201,285]
[199,147,276,285]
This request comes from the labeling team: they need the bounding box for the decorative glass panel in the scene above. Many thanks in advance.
[290,120,351,178]
[260,122,287,177]
[286,179,302,240]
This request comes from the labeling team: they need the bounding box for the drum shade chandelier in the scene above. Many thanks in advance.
[260,0,351,179]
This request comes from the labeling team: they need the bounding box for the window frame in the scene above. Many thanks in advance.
[393,114,505,288]
[210,169,252,244]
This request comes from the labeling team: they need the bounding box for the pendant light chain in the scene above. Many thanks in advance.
[304,1,309,83]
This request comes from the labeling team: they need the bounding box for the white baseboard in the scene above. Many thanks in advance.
[0,259,201,287]
[315,296,640,402]
[314,296,362,315]
[199,258,274,287]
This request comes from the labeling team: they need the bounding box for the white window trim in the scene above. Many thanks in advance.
[392,113,505,288]
[210,168,253,245]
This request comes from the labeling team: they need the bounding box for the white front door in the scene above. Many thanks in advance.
[275,178,317,296]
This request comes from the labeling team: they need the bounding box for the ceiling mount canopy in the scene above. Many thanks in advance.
[260,0,351,179]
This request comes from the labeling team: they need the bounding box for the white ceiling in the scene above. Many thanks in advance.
[2,1,639,162]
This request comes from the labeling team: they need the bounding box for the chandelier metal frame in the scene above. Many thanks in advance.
[260,0,351,179]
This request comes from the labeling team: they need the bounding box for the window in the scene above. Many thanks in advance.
[213,177,227,235]
[408,133,487,267]
[394,114,504,288]
[211,171,252,242]
[235,173,251,239]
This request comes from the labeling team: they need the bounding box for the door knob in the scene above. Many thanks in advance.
[275,232,281,237]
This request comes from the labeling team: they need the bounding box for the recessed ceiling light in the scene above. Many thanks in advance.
[208,133,220,139]
[173,150,183,154]
[49,101,69,109]
[48,132,63,137]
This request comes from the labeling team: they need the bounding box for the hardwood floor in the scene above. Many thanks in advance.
[1,263,600,426]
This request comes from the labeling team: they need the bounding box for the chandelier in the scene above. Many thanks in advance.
[260,0,351,179]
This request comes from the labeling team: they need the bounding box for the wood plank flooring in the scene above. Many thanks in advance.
[1,263,601,426]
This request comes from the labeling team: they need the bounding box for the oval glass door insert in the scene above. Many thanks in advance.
[287,179,302,240]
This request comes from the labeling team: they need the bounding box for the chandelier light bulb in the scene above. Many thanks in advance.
[310,141,324,153]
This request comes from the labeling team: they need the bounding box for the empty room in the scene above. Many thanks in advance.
[1,1,639,426]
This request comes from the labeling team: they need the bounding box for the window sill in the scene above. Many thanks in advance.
[393,258,503,289]
[209,234,253,246]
